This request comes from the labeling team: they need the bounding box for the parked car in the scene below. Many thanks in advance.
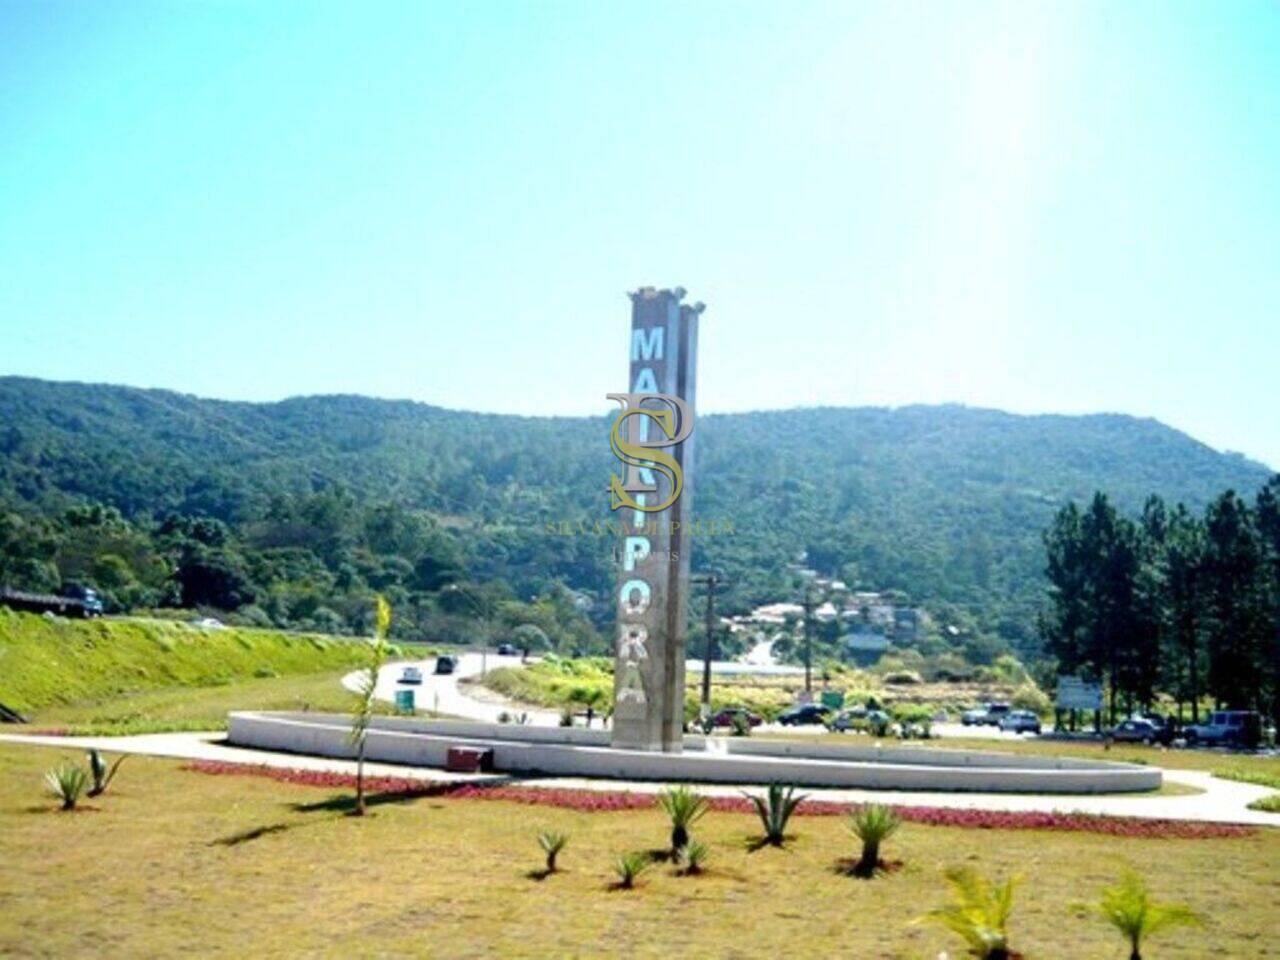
[1183,711,1263,749]
[434,655,458,676]
[399,666,423,685]
[777,703,831,726]
[496,643,519,656]
[1109,717,1168,745]
[999,710,1042,735]
[828,706,867,732]
[961,702,1011,727]
[710,706,763,728]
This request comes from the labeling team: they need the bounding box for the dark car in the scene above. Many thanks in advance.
[999,710,1043,735]
[496,643,519,657]
[777,703,830,726]
[710,707,763,729]
[434,655,458,675]
[1109,717,1167,745]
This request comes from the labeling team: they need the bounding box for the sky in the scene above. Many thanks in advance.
[1,1,1278,468]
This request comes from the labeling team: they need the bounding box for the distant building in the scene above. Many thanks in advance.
[893,607,920,641]
[842,629,891,666]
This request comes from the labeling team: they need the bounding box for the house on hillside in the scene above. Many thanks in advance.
[842,628,891,666]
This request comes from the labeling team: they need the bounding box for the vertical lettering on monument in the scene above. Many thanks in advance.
[610,287,701,753]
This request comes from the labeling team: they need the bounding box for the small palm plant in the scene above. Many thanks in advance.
[656,784,710,854]
[918,867,1019,960]
[745,782,806,847]
[613,851,652,889]
[676,840,710,875]
[46,762,89,811]
[1097,870,1201,960]
[86,749,127,798]
[537,830,568,873]
[349,594,392,816]
[848,803,901,877]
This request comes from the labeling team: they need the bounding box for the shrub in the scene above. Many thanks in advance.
[745,783,806,847]
[1096,870,1200,960]
[613,851,652,889]
[1010,683,1051,715]
[883,670,923,685]
[537,830,568,873]
[558,707,574,727]
[656,784,710,854]
[1247,794,1280,813]
[86,749,126,798]
[731,712,752,737]
[45,762,89,811]
[677,840,710,875]
[848,804,901,877]
[917,867,1018,960]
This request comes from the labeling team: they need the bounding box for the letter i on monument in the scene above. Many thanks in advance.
[607,287,703,753]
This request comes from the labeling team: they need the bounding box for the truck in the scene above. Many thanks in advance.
[0,585,104,619]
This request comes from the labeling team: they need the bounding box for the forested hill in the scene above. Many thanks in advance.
[0,376,1272,653]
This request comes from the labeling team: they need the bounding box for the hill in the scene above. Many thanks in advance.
[0,377,1272,655]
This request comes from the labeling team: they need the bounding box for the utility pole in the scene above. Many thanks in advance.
[692,573,728,719]
[801,585,816,695]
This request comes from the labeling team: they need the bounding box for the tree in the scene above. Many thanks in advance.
[1202,492,1270,712]
[349,595,392,817]
[1161,505,1208,721]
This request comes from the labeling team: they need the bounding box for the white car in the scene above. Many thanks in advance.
[399,666,423,685]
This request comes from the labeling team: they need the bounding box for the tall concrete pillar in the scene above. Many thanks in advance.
[610,287,702,753]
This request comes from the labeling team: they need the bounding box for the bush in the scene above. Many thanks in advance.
[1010,683,1050,715]
[536,830,568,873]
[656,785,710,854]
[86,749,126,797]
[745,783,806,847]
[848,804,901,877]
[613,851,652,889]
[45,762,89,811]
[917,867,1018,960]
[1096,870,1200,960]
[883,670,923,685]
[677,840,710,875]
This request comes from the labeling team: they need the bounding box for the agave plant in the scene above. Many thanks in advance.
[677,839,710,875]
[613,851,652,889]
[744,783,806,847]
[848,804,901,877]
[1097,870,1201,960]
[86,749,127,798]
[656,784,710,854]
[46,762,89,811]
[918,867,1018,960]
[537,830,569,873]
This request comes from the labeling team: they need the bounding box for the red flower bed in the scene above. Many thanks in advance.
[182,760,1254,839]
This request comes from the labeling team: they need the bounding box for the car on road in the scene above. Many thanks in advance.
[828,707,892,734]
[1108,717,1170,745]
[434,655,458,676]
[496,643,519,656]
[962,702,1011,727]
[399,666,423,685]
[776,703,831,726]
[709,706,763,729]
[1183,710,1262,749]
[998,710,1042,735]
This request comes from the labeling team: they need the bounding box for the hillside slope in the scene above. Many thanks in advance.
[0,377,1272,650]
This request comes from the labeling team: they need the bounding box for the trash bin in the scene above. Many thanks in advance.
[395,689,415,714]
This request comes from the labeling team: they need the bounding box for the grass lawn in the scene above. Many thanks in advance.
[20,668,394,736]
[0,744,1276,959]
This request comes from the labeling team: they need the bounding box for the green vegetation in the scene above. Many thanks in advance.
[746,782,806,847]
[348,596,392,817]
[2,378,1273,661]
[848,804,901,878]
[655,785,709,854]
[1095,870,1200,960]
[1042,480,1280,725]
[675,839,709,875]
[86,749,126,798]
[536,829,568,873]
[0,608,378,715]
[1,744,1276,957]
[919,867,1019,960]
[1247,794,1280,813]
[1212,766,1280,791]
[612,851,652,889]
[43,762,88,811]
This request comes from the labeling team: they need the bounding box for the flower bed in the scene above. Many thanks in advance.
[182,760,1254,839]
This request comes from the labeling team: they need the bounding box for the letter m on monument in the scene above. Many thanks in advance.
[608,287,703,753]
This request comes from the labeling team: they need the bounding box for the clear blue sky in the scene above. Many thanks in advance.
[2,1,1277,468]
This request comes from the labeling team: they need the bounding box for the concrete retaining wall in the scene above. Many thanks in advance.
[227,712,1161,794]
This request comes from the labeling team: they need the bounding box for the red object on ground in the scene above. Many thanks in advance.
[445,747,494,773]
[180,760,1253,840]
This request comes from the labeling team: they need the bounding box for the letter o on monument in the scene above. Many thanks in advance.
[618,579,651,615]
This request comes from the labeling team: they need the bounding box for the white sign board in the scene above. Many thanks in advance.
[1056,676,1102,711]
